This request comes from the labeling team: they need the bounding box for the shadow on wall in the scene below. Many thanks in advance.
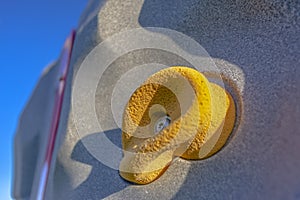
[71,128,130,199]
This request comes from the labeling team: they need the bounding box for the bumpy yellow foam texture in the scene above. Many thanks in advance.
[197,83,236,159]
[181,83,236,159]
[119,67,236,184]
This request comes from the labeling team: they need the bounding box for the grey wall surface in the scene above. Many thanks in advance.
[13,61,60,199]
[28,0,299,199]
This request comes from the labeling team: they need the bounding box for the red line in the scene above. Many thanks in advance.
[40,30,76,200]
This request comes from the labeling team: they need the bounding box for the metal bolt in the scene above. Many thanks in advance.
[154,115,171,133]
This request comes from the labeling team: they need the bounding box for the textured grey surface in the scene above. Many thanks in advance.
[13,61,60,199]
[38,0,300,199]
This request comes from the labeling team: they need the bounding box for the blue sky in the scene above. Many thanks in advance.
[0,1,87,199]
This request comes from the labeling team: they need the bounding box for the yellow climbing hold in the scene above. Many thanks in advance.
[119,66,236,184]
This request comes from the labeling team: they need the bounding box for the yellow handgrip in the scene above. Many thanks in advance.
[119,66,236,184]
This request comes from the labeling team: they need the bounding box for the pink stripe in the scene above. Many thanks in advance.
[37,31,75,200]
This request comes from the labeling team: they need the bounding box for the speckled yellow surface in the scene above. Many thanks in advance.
[119,66,236,184]
[197,83,236,159]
